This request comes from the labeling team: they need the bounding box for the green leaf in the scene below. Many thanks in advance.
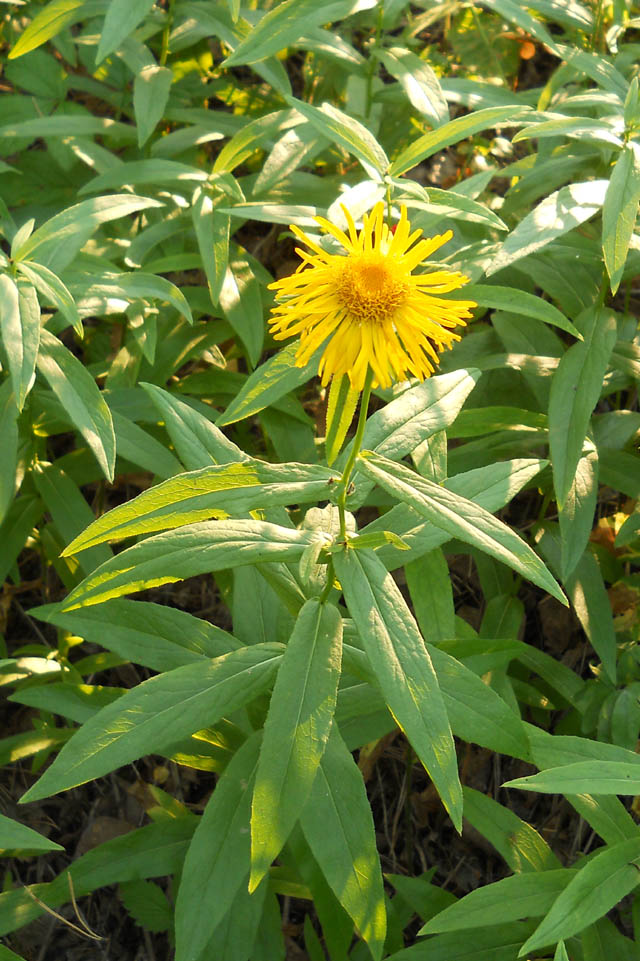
[71,271,192,325]
[463,284,581,339]
[9,682,124,725]
[554,42,628,99]
[111,409,182,479]
[0,819,194,938]
[358,452,566,604]
[8,0,85,58]
[334,547,462,830]
[142,383,246,469]
[119,879,172,934]
[96,0,155,63]
[427,644,529,761]
[0,115,136,145]
[386,921,537,960]
[566,550,617,684]
[476,0,559,49]
[520,839,640,956]
[549,308,617,509]
[78,159,207,194]
[224,0,375,67]
[13,195,163,269]
[0,812,64,853]
[376,47,448,127]
[16,261,81,335]
[20,644,283,802]
[487,180,608,275]
[218,256,264,367]
[463,787,561,873]
[192,186,230,306]
[0,382,18,524]
[405,550,454,644]
[602,141,640,295]
[213,109,297,175]
[300,726,386,961]
[325,374,360,466]
[0,496,43,585]
[513,116,623,149]
[32,598,240,672]
[558,440,598,581]
[175,735,261,961]
[342,368,480,509]
[250,600,342,889]
[216,341,321,427]
[32,462,112,576]
[62,460,336,553]
[134,63,173,147]
[569,793,638,846]
[421,869,575,935]
[285,96,389,179]
[37,329,115,482]
[0,274,39,410]
[0,943,28,961]
[505,760,640,795]
[390,105,533,177]
[59,519,316,610]
[367,458,548,571]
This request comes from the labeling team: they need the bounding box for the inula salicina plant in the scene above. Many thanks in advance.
[0,1,640,959]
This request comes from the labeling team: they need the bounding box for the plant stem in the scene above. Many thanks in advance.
[365,1,385,119]
[159,0,176,67]
[336,368,374,540]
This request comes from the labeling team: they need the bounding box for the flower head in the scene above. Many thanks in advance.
[268,201,476,391]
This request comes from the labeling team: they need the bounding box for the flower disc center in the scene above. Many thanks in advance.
[337,254,409,323]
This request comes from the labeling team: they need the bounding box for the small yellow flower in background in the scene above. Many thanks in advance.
[268,201,476,392]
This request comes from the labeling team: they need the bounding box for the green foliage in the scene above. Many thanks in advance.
[1,0,640,959]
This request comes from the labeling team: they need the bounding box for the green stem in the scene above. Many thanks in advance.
[159,0,176,67]
[364,1,385,119]
[336,368,374,541]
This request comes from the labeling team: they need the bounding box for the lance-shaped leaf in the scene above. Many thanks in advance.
[36,328,115,482]
[17,260,81,335]
[390,105,533,176]
[520,838,640,956]
[421,869,576,935]
[32,597,240,672]
[63,461,337,554]
[487,180,608,275]
[142,383,247,469]
[0,812,64,853]
[603,141,640,295]
[340,368,480,468]
[549,307,617,509]
[334,547,462,830]
[96,0,155,63]
[505,760,640,795]
[12,195,163,273]
[357,452,566,604]
[0,274,40,410]
[301,726,386,961]
[285,96,389,180]
[20,644,283,802]
[463,284,581,339]
[325,374,360,466]
[9,0,86,59]
[0,819,194,938]
[217,340,322,426]
[59,520,317,610]
[250,599,342,890]
[175,734,260,961]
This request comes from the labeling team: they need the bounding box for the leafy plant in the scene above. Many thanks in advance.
[1,1,640,960]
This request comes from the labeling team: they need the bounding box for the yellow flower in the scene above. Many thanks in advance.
[268,201,476,391]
